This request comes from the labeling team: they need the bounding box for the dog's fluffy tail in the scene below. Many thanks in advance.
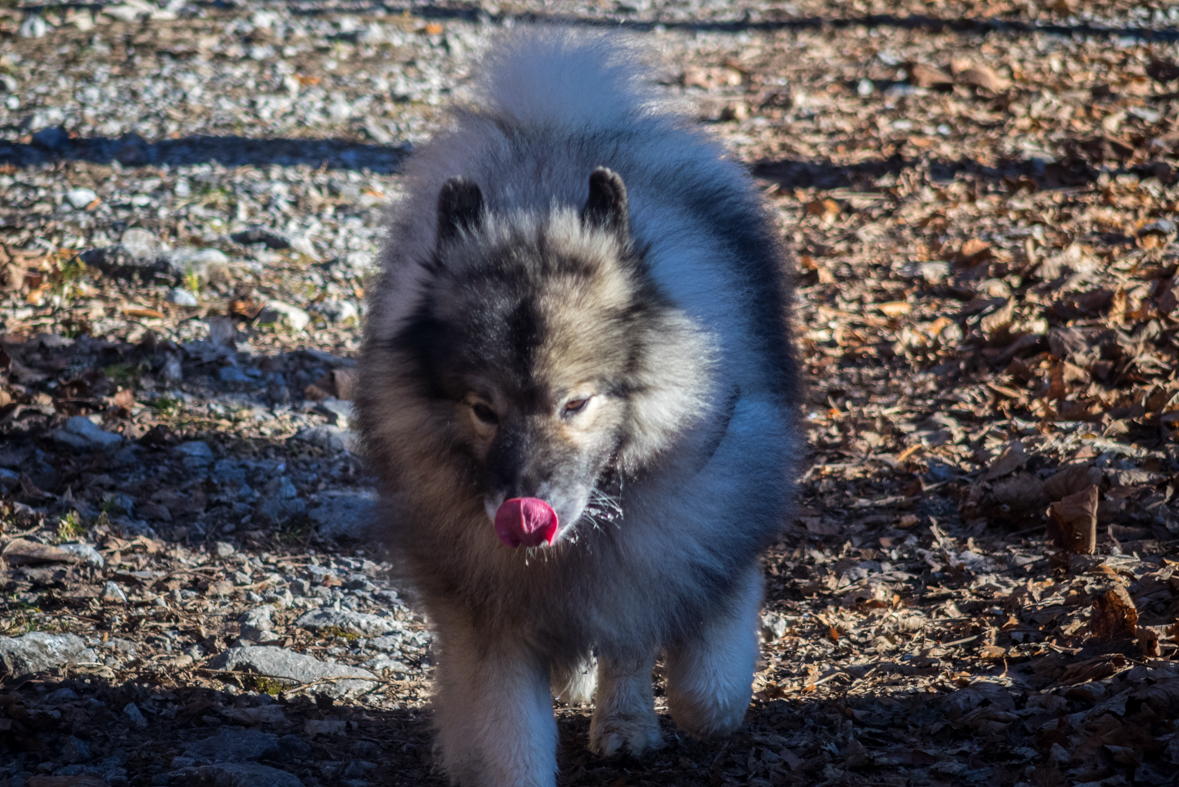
[476,27,661,129]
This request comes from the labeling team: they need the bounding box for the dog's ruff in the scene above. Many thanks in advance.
[357,27,799,787]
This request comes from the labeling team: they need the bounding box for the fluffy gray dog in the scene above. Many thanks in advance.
[356,27,798,787]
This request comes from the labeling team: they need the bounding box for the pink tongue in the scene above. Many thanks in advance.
[494,498,559,548]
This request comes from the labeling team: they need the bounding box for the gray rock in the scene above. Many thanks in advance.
[367,633,406,652]
[64,189,98,209]
[304,719,347,737]
[102,581,129,604]
[207,646,377,698]
[314,398,355,428]
[124,702,148,728]
[292,425,356,454]
[169,288,199,307]
[760,611,789,642]
[239,605,276,642]
[174,441,215,467]
[103,491,135,515]
[121,227,168,260]
[295,608,401,636]
[56,542,104,567]
[183,729,281,764]
[104,638,138,657]
[289,234,318,260]
[165,763,304,787]
[52,416,122,450]
[363,120,395,145]
[343,760,377,778]
[212,460,247,485]
[231,226,291,250]
[0,633,92,678]
[340,251,375,274]
[168,248,230,280]
[256,476,306,524]
[19,15,49,38]
[213,541,236,559]
[307,490,375,539]
[363,655,410,673]
[278,735,312,760]
[62,735,91,764]
[259,301,310,332]
[312,299,358,324]
[219,366,251,385]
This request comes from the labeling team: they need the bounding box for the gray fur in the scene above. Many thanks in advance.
[356,26,799,787]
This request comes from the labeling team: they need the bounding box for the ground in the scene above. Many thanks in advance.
[0,0,1178,786]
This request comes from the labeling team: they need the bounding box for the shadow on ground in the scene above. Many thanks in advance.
[168,1,1179,42]
[0,133,409,173]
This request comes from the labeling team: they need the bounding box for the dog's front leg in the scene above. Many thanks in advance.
[433,625,556,787]
[588,650,663,756]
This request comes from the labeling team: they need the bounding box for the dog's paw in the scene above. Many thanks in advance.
[588,711,664,757]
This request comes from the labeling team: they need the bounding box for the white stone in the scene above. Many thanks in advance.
[64,189,98,210]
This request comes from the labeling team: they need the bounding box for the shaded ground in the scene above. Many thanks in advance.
[0,0,1177,785]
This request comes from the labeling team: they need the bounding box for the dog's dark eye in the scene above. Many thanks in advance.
[472,402,498,425]
[563,397,590,416]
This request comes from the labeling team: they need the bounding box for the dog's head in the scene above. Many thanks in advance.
[391,168,714,547]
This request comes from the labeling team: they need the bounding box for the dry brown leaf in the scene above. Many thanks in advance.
[1047,485,1099,554]
[1045,363,1068,400]
[303,384,331,401]
[959,238,992,262]
[909,63,953,88]
[804,198,840,222]
[229,298,264,319]
[800,254,836,284]
[122,307,166,319]
[1044,465,1103,501]
[332,368,358,401]
[1090,585,1138,642]
[991,472,1047,510]
[980,300,1014,340]
[1139,626,1160,658]
[954,62,1010,92]
[983,442,1028,481]
[979,644,1007,659]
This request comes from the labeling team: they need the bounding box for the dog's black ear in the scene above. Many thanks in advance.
[581,167,629,239]
[437,177,484,248]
